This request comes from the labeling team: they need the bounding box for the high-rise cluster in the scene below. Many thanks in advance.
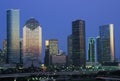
[0,9,116,68]
[68,21,115,67]
[44,39,66,66]
[6,9,42,67]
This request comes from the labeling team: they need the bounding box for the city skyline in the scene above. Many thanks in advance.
[0,0,120,61]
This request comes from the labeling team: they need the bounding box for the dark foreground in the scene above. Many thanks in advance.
[0,70,120,81]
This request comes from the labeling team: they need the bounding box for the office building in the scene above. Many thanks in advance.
[51,54,66,66]
[72,20,86,67]
[96,36,101,63]
[20,39,23,64]
[88,37,95,62]
[67,35,72,66]
[23,18,42,67]
[99,24,115,63]
[44,39,58,66]
[7,9,20,64]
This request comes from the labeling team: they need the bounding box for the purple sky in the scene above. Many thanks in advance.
[0,0,120,61]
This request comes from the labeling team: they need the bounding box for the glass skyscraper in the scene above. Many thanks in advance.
[72,20,86,67]
[7,9,20,64]
[99,24,115,63]
[88,37,95,62]
[67,35,73,66]
[96,36,101,63]
[44,39,58,66]
[23,18,42,67]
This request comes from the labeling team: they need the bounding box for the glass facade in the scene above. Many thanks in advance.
[23,18,42,67]
[72,20,86,67]
[96,36,101,63]
[99,24,115,63]
[67,35,73,65]
[44,39,58,66]
[7,9,20,64]
[88,37,95,62]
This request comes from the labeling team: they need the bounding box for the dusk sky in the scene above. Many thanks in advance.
[0,0,120,61]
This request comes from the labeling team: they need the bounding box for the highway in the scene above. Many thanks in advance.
[0,71,95,78]
[0,71,120,81]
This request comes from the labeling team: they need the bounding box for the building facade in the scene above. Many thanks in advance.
[88,37,95,62]
[96,36,101,63]
[7,9,20,64]
[67,35,72,66]
[20,39,23,64]
[44,39,59,66]
[99,24,115,63]
[51,54,66,66]
[72,20,86,67]
[23,18,42,67]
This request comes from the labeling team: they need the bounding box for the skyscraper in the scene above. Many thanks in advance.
[88,37,95,62]
[96,36,101,63]
[7,9,20,64]
[72,20,86,67]
[20,38,23,64]
[67,35,72,66]
[23,18,42,67]
[45,39,58,55]
[99,24,115,63]
[44,39,58,66]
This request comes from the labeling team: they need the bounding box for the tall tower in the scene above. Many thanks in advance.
[20,38,23,64]
[44,39,58,66]
[23,18,42,67]
[72,20,86,67]
[96,36,101,63]
[88,37,95,62]
[67,35,73,66]
[7,9,20,64]
[99,24,115,63]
